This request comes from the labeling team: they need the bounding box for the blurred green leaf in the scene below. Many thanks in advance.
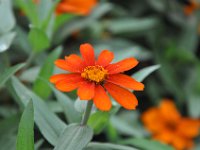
[188,94,200,118]
[0,114,20,150]
[105,17,159,35]
[88,111,109,134]
[0,0,15,34]
[0,63,25,88]
[110,116,145,137]
[20,66,40,82]
[52,88,82,123]
[16,0,39,26]
[132,65,160,82]
[105,121,119,142]
[146,0,167,12]
[11,77,66,146]
[120,138,174,150]
[54,124,93,150]
[33,47,62,99]
[16,100,34,150]
[84,142,138,150]
[93,38,152,62]
[0,32,16,53]
[28,27,50,53]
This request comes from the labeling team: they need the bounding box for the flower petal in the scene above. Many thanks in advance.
[159,100,181,123]
[55,76,84,92]
[93,85,112,111]
[80,43,95,66]
[55,59,71,71]
[77,81,95,100]
[96,50,114,67]
[105,58,138,74]
[107,74,144,91]
[65,54,84,72]
[50,73,81,84]
[104,82,138,109]
[177,119,200,138]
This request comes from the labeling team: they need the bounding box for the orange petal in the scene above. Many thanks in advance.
[177,118,200,138]
[96,50,114,67]
[65,54,84,72]
[55,59,71,71]
[80,43,95,66]
[141,108,165,133]
[50,73,81,84]
[107,74,144,91]
[159,100,181,123]
[77,81,95,100]
[104,82,138,109]
[93,85,112,111]
[105,58,138,74]
[55,76,84,92]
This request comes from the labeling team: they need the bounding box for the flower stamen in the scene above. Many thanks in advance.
[81,65,108,83]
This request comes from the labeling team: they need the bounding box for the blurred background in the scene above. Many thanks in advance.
[0,0,200,149]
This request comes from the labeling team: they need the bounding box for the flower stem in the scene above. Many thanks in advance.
[81,101,93,126]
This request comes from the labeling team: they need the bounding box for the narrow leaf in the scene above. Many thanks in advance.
[88,111,109,134]
[16,100,34,150]
[33,47,62,99]
[54,124,93,150]
[0,63,25,88]
[84,142,138,150]
[28,27,50,53]
[120,138,174,150]
[11,77,66,146]
[132,65,160,82]
[52,88,82,123]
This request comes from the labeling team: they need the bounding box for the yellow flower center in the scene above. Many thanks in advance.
[81,65,108,83]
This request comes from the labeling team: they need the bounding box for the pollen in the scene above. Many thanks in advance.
[81,65,108,83]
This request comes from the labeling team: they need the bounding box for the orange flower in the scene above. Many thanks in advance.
[56,0,97,15]
[183,0,199,15]
[50,43,144,111]
[141,100,200,150]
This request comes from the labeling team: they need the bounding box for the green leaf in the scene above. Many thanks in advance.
[0,63,25,88]
[132,65,160,82]
[110,116,144,137]
[88,111,109,134]
[84,142,138,150]
[120,138,174,150]
[0,114,20,150]
[11,77,66,146]
[16,100,34,150]
[28,27,50,53]
[106,17,159,35]
[0,32,16,53]
[15,0,39,26]
[93,38,152,62]
[52,88,82,123]
[0,0,15,34]
[33,47,62,99]
[188,94,200,118]
[54,124,93,150]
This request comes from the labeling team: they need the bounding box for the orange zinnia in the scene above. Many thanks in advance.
[56,0,97,15]
[50,43,144,111]
[142,100,200,150]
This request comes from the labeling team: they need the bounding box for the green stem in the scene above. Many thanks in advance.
[81,101,93,126]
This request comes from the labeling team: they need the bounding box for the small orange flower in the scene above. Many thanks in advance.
[50,43,144,111]
[183,0,199,15]
[142,100,200,150]
[56,0,97,15]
